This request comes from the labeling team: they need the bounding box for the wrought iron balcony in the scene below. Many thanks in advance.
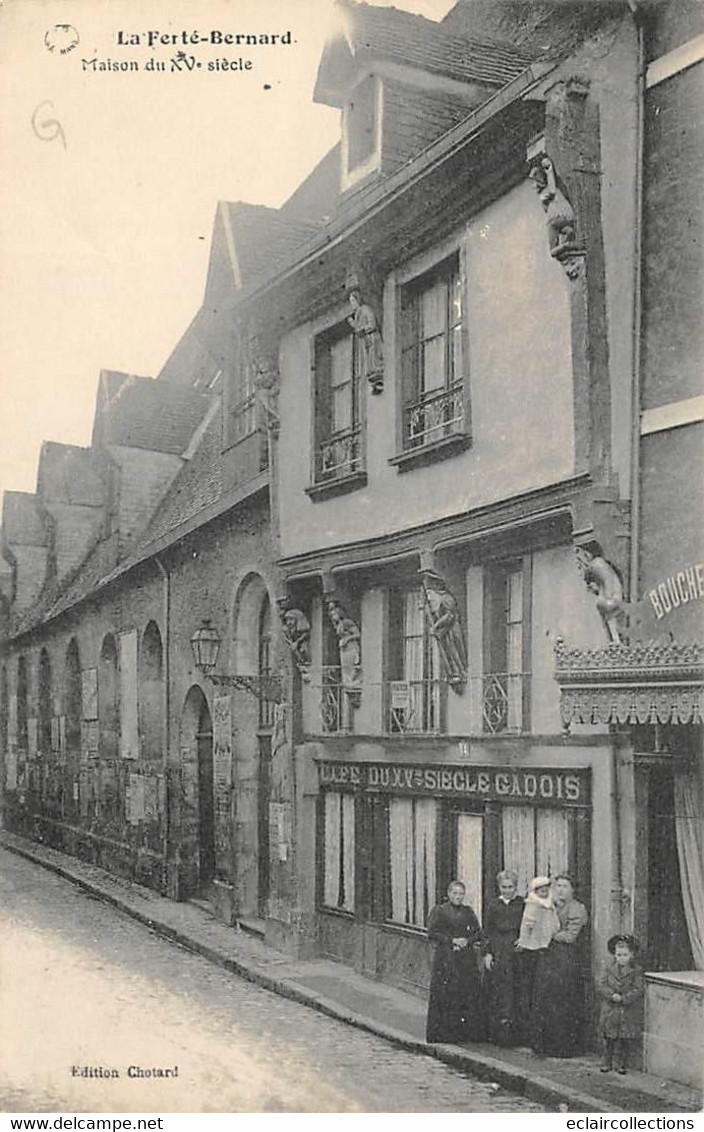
[309,672,530,737]
[404,382,464,449]
[314,425,363,483]
[481,671,527,735]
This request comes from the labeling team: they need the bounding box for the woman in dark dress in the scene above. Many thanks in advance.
[426,880,485,1044]
[483,869,525,1046]
[530,875,589,1057]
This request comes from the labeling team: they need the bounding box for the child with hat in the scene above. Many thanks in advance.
[598,934,644,1073]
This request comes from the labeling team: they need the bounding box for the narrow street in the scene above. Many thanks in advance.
[0,850,544,1114]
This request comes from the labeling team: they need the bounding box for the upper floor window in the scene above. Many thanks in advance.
[309,323,366,499]
[229,361,257,444]
[483,559,530,734]
[342,76,380,189]
[394,253,470,467]
[388,587,442,734]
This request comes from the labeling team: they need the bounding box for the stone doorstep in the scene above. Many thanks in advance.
[1,829,701,1115]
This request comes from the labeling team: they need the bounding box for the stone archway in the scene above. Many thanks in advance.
[180,685,214,898]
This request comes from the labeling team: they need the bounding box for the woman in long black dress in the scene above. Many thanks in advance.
[426,880,485,1044]
[483,869,525,1046]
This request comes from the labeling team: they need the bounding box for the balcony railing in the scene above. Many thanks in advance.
[481,672,527,735]
[404,383,464,449]
[314,425,363,483]
[311,672,529,737]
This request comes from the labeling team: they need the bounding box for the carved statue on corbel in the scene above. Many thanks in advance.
[276,596,311,682]
[250,338,280,437]
[418,566,468,691]
[345,271,384,395]
[324,595,362,706]
[574,542,629,645]
[527,140,585,281]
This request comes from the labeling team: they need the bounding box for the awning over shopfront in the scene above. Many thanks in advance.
[554,638,703,728]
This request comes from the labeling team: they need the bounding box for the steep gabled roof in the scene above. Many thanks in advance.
[92,372,211,455]
[36,443,106,507]
[2,492,49,547]
[314,0,534,107]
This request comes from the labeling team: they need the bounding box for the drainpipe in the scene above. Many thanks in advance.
[154,554,171,892]
[627,0,646,603]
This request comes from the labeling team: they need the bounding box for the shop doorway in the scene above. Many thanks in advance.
[647,766,693,971]
[257,735,271,917]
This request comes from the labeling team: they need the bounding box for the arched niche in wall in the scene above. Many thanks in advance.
[16,656,28,752]
[38,648,52,755]
[139,620,164,762]
[180,684,215,894]
[65,638,82,754]
[98,633,120,760]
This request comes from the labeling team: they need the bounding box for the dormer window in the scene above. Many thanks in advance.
[342,75,381,190]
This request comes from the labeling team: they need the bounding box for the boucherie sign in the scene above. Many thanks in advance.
[317,761,590,807]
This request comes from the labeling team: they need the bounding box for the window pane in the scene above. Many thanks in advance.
[323,791,355,911]
[502,807,535,898]
[389,797,437,927]
[451,324,463,385]
[421,279,446,339]
[332,382,352,434]
[536,808,570,878]
[422,337,446,392]
[330,335,353,389]
[456,812,483,921]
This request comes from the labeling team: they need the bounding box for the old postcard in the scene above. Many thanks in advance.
[0,0,702,1118]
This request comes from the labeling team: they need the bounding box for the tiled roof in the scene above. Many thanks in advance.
[281,145,342,225]
[145,412,222,544]
[315,0,534,106]
[157,307,226,391]
[225,202,321,287]
[94,374,212,455]
[1,492,49,547]
[37,443,106,507]
[441,0,621,59]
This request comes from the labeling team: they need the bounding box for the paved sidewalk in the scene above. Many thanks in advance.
[1,829,701,1115]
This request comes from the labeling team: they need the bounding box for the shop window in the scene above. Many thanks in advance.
[394,254,469,465]
[388,796,437,928]
[388,588,442,733]
[501,806,576,898]
[322,791,355,913]
[309,322,365,498]
[483,559,530,733]
[38,649,52,755]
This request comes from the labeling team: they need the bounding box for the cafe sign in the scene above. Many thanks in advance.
[317,761,590,807]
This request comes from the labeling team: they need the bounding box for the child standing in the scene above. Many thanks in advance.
[598,934,644,1073]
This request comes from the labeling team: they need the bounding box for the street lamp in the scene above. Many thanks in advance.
[189,617,283,701]
[189,618,221,675]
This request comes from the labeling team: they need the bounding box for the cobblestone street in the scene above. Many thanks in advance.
[0,849,544,1113]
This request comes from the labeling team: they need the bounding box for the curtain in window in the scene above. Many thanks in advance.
[506,570,523,730]
[324,791,341,908]
[420,279,447,393]
[323,791,355,912]
[536,808,569,878]
[404,590,425,730]
[341,793,355,913]
[674,759,704,970]
[389,797,437,926]
[502,806,535,898]
[456,812,483,921]
[450,271,463,382]
[330,335,353,435]
[389,797,414,923]
[415,798,437,927]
